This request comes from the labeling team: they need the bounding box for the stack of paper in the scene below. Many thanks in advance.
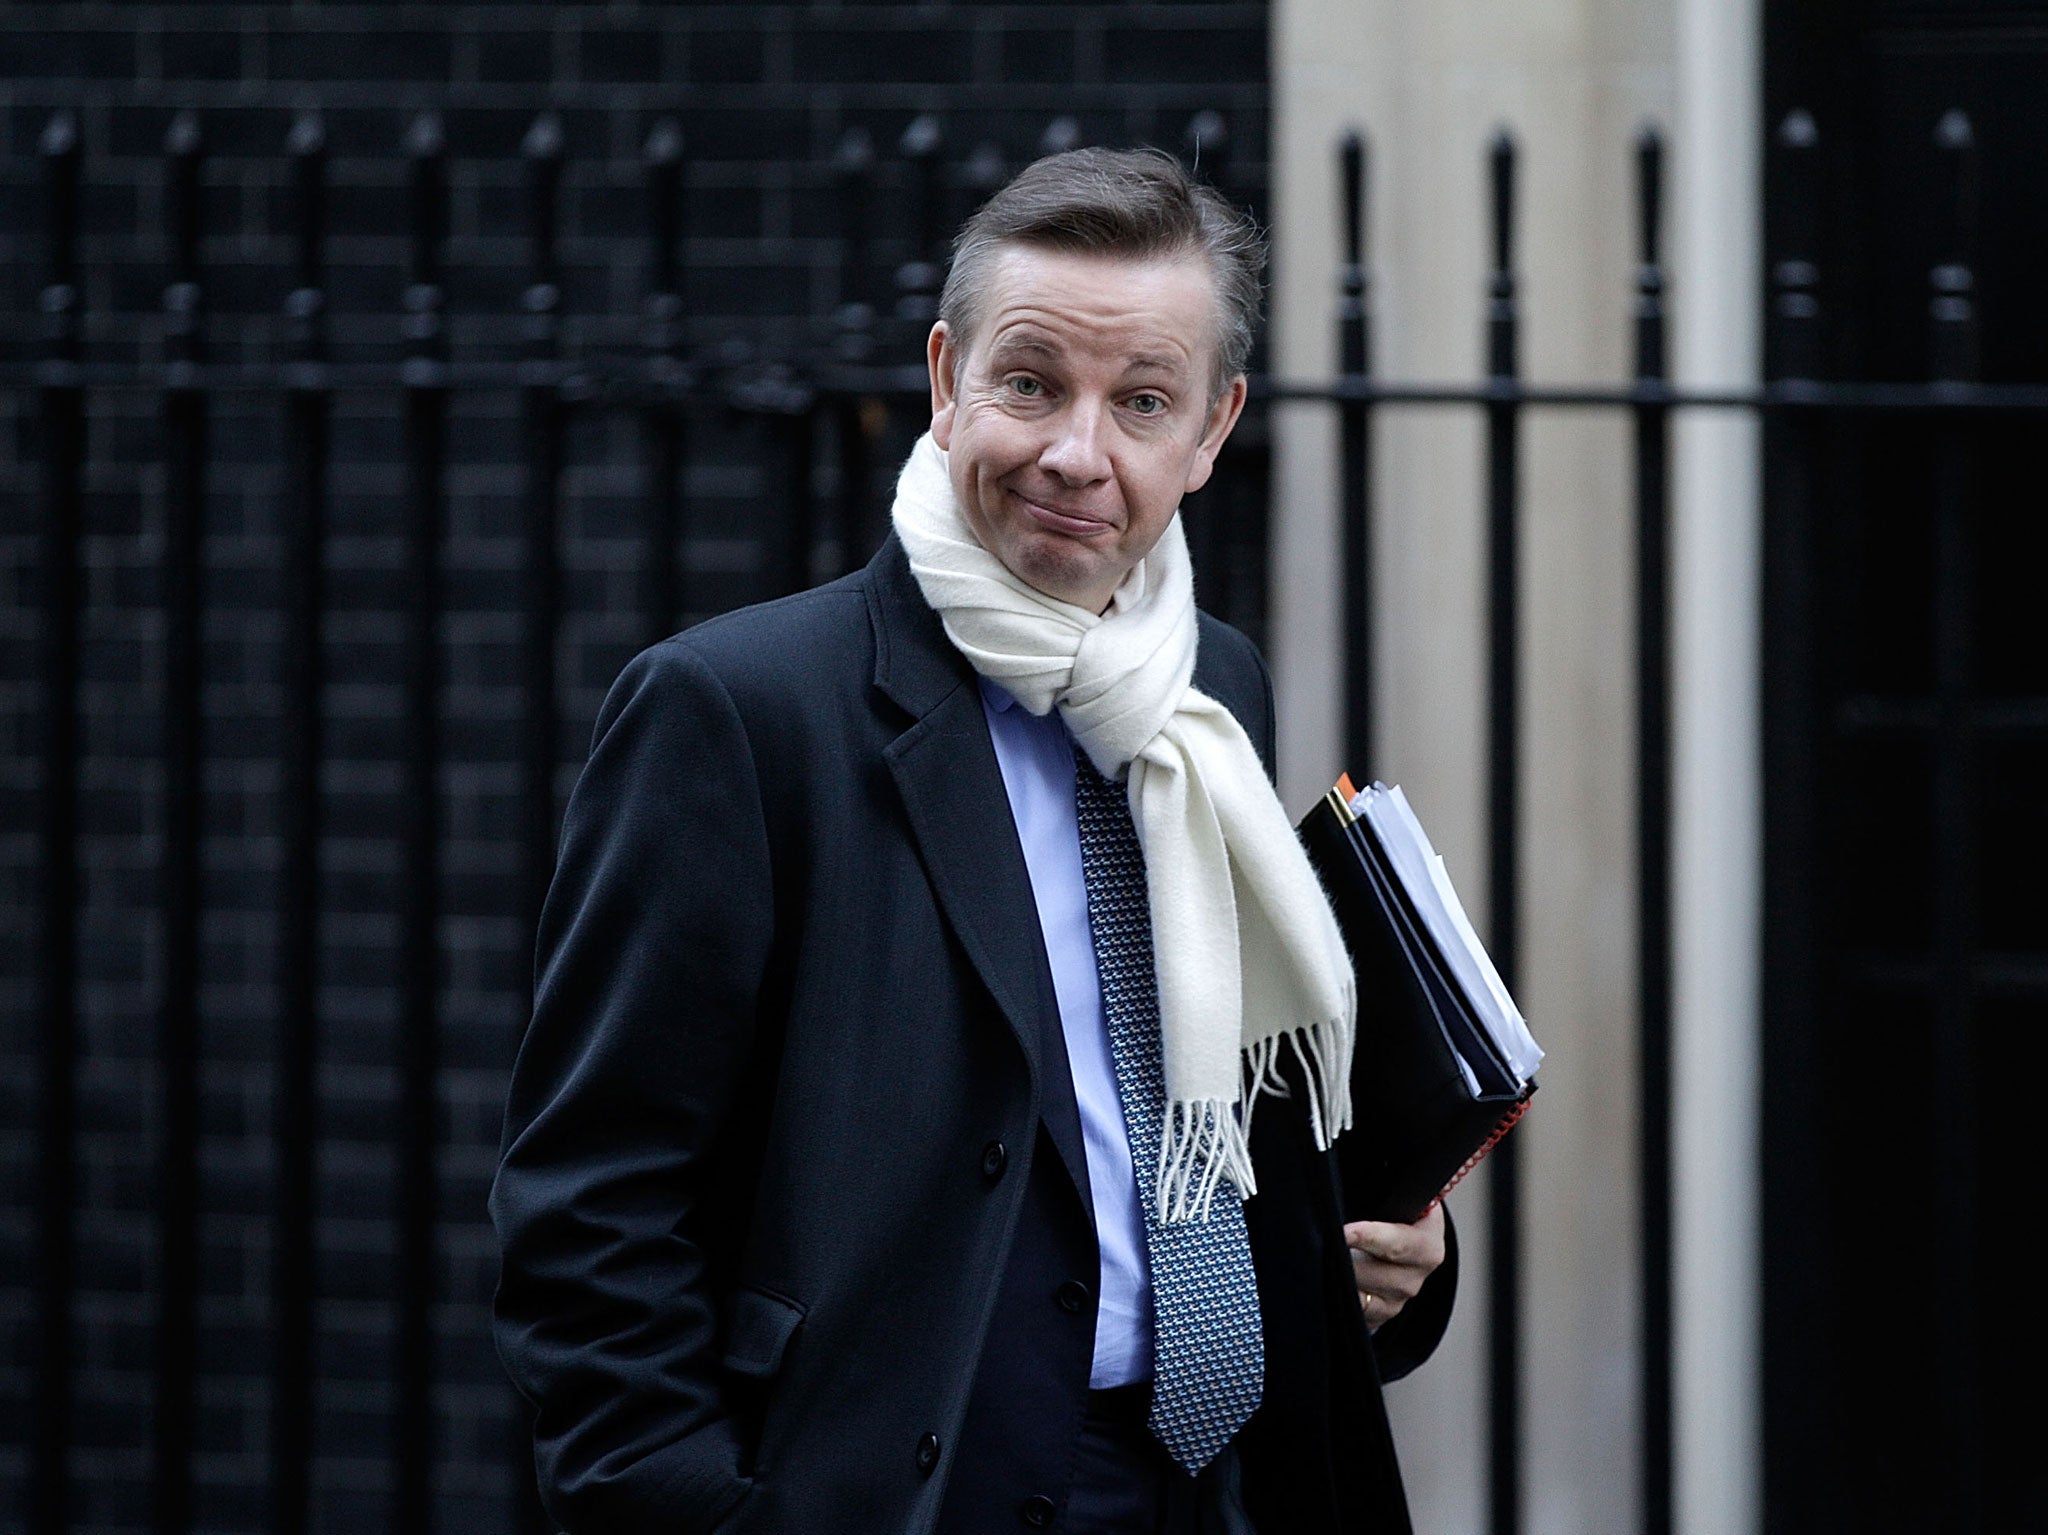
[1296,777,1543,1223]
[1348,782,1544,1090]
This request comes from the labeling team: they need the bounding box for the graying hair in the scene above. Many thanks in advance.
[937,146,1266,396]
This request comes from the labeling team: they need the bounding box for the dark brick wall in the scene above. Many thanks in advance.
[0,4,1269,1533]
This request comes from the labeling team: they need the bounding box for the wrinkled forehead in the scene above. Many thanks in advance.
[960,241,1229,387]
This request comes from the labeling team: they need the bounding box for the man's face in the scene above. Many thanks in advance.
[928,245,1247,614]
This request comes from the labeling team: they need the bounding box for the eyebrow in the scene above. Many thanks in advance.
[988,335,1059,361]
[1124,352,1189,378]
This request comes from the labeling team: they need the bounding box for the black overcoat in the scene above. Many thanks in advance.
[492,534,1456,1534]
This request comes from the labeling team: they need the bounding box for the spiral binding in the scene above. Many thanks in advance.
[1435,1094,1533,1204]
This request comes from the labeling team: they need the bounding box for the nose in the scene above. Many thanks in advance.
[1038,399,1111,487]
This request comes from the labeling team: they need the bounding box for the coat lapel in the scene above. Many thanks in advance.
[866,537,1092,1209]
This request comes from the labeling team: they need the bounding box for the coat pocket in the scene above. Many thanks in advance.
[720,1284,806,1481]
[721,1284,806,1383]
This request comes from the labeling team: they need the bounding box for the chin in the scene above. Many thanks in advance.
[1000,533,1102,608]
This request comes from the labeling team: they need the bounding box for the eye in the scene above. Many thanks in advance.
[1007,375,1045,398]
[1127,392,1167,416]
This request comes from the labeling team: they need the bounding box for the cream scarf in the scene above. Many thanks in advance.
[892,432,1356,1220]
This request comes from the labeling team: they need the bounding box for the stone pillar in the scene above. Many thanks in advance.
[1266,0,1759,1529]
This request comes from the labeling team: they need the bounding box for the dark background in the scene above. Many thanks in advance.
[0,6,1269,1533]
[1762,2,2048,1531]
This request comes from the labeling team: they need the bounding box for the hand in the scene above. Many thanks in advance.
[1344,1202,1446,1332]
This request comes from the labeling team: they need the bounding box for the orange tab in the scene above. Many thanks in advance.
[1335,772,1358,802]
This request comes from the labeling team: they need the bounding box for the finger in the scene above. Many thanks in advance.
[1344,1208,1444,1269]
[1343,1218,1420,1265]
[1356,1285,1404,1328]
[1350,1248,1425,1306]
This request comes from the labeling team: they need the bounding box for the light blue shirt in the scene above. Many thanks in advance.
[978,677,1154,1389]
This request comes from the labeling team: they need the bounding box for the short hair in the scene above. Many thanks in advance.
[937,146,1266,396]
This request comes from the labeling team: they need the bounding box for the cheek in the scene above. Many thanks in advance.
[1131,445,1199,513]
[967,422,1034,482]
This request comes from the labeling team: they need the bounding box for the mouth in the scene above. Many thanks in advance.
[1009,488,1116,539]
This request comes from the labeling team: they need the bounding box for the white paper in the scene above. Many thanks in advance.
[1349,782,1545,1086]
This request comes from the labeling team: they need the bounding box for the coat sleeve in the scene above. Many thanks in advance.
[491,640,774,1534]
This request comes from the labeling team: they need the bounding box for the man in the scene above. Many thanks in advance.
[493,147,1454,1535]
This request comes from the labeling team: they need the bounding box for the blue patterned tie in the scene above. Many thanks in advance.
[1073,755,1264,1474]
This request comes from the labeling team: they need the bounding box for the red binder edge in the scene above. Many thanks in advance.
[1430,1093,1534,1211]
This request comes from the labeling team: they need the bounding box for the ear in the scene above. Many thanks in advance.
[928,323,957,448]
[1182,374,1249,496]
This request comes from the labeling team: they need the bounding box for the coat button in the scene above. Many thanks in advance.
[980,1140,1007,1182]
[1056,1279,1091,1314]
[914,1432,941,1476]
[1021,1493,1056,1526]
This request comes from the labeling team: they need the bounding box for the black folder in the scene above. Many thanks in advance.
[1298,784,1536,1224]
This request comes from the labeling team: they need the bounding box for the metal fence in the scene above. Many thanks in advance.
[9,101,2043,1535]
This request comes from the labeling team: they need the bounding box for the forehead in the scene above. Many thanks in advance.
[971,245,1220,375]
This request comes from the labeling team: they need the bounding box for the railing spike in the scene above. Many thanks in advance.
[523,110,563,162]
[834,125,873,171]
[41,109,79,158]
[165,109,201,158]
[1489,128,1517,281]
[644,116,683,165]
[287,109,324,159]
[1040,115,1083,157]
[965,141,1005,198]
[1929,107,1979,384]
[900,112,942,160]
[1185,108,1228,171]
[405,110,444,160]
[1637,124,1664,271]
[1340,128,1366,271]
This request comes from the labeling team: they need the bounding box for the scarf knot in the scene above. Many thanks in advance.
[892,433,1355,1219]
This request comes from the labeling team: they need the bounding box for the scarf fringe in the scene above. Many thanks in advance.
[1161,1018,1354,1223]
[1157,1097,1257,1223]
